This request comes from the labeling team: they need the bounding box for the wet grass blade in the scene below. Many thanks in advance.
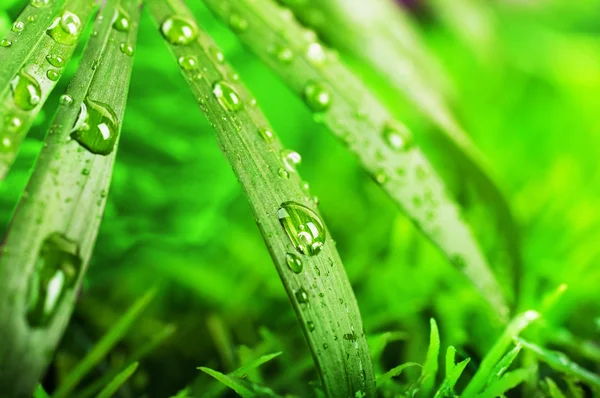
[54,289,155,398]
[95,362,139,398]
[0,1,141,394]
[145,1,376,397]
[200,0,509,316]
[516,338,600,390]
[0,0,98,179]
[461,310,539,396]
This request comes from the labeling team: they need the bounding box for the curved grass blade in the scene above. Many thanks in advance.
[34,384,51,398]
[200,0,509,316]
[0,0,98,180]
[54,289,155,398]
[420,318,440,396]
[145,1,376,397]
[474,368,532,398]
[445,346,457,377]
[433,357,470,398]
[199,367,282,398]
[95,362,139,398]
[0,0,141,395]
[461,310,539,396]
[485,343,522,386]
[516,338,600,390]
[377,362,421,386]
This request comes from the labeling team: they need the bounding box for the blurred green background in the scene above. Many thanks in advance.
[1,0,599,396]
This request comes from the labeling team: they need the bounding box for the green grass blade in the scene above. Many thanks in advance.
[145,1,376,397]
[95,362,139,398]
[445,346,457,378]
[33,384,51,398]
[420,318,440,395]
[461,310,539,396]
[53,288,155,398]
[0,0,98,179]
[433,357,470,398]
[0,0,140,395]
[545,378,567,398]
[368,331,408,367]
[199,368,257,398]
[78,323,177,398]
[516,338,600,390]
[376,362,421,386]
[200,0,509,316]
[232,352,283,378]
[475,368,532,398]
[485,343,522,386]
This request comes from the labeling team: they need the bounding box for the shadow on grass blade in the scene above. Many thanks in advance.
[0,0,140,395]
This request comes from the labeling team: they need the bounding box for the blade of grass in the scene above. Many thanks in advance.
[419,318,440,396]
[0,0,98,179]
[516,338,600,390]
[34,384,51,398]
[376,362,421,386]
[0,0,141,395]
[485,343,522,386]
[200,367,282,398]
[145,1,376,397]
[461,310,539,396]
[433,357,470,398]
[200,0,509,317]
[53,289,155,398]
[475,368,532,398]
[233,352,283,378]
[545,378,567,398]
[95,362,139,398]
[78,323,177,398]
[445,346,457,378]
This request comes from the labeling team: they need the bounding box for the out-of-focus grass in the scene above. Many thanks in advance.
[0,0,599,396]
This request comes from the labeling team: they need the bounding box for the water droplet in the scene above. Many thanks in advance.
[382,123,412,152]
[295,288,309,304]
[323,343,329,350]
[160,16,197,45]
[27,15,36,22]
[178,55,197,71]
[451,255,466,269]
[30,0,50,7]
[71,98,119,155]
[416,164,428,180]
[343,331,357,341]
[46,53,65,67]
[278,168,289,179]
[281,149,301,173]
[1,136,12,151]
[46,69,60,81]
[274,45,294,63]
[112,7,130,32]
[304,81,331,112]
[12,21,25,33]
[307,320,315,331]
[209,46,224,63]
[212,81,243,111]
[228,13,248,33]
[374,169,388,184]
[306,42,326,64]
[259,128,274,143]
[26,233,82,327]
[46,11,82,45]
[5,115,22,132]
[278,202,326,256]
[119,42,134,56]
[59,94,73,106]
[300,181,310,193]
[11,70,42,110]
[285,252,303,273]
[1,39,12,47]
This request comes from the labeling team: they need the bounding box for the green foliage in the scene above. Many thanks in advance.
[95,362,139,398]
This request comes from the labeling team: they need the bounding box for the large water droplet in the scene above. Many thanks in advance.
[295,287,309,304]
[281,149,301,173]
[46,53,65,67]
[26,233,82,328]
[46,11,82,45]
[119,42,134,56]
[46,69,60,81]
[178,55,197,71]
[59,94,73,106]
[11,70,42,110]
[306,42,326,64]
[382,123,412,152]
[112,7,130,32]
[285,252,303,273]
[0,39,12,47]
[12,21,25,33]
[213,81,243,111]
[278,202,326,256]
[304,81,331,112]
[161,16,197,45]
[71,98,119,155]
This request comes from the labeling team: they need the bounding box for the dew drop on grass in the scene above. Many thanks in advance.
[274,45,294,64]
[212,81,243,111]
[27,15,36,22]
[70,98,119,155]
[306,42,326,64]
[46,69,60,81]
[209,46,225,64]
[59,94,73,106]
[259,128,274,143]
[295,288,309,304]
[278,168,289,179]
[119,42,134,56]
[382,123,412,152]
[278,202,326,256]
[228,13,248,33]
[281,149,301,173]
[304,81,331,112]
[307,320,315,331]
[5,115,22,132]
[12,21,25,33]
[30,0,50,7]
[161,16,197,45]
[374,169,388,185]
[178,55,197,71]
[11,71,42,110]
[285,252,303,273]
[26,233,82,328]
[46,11,82,45]
[112,7,130,32]
[0,39,11,47]
[46,53,65,67]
